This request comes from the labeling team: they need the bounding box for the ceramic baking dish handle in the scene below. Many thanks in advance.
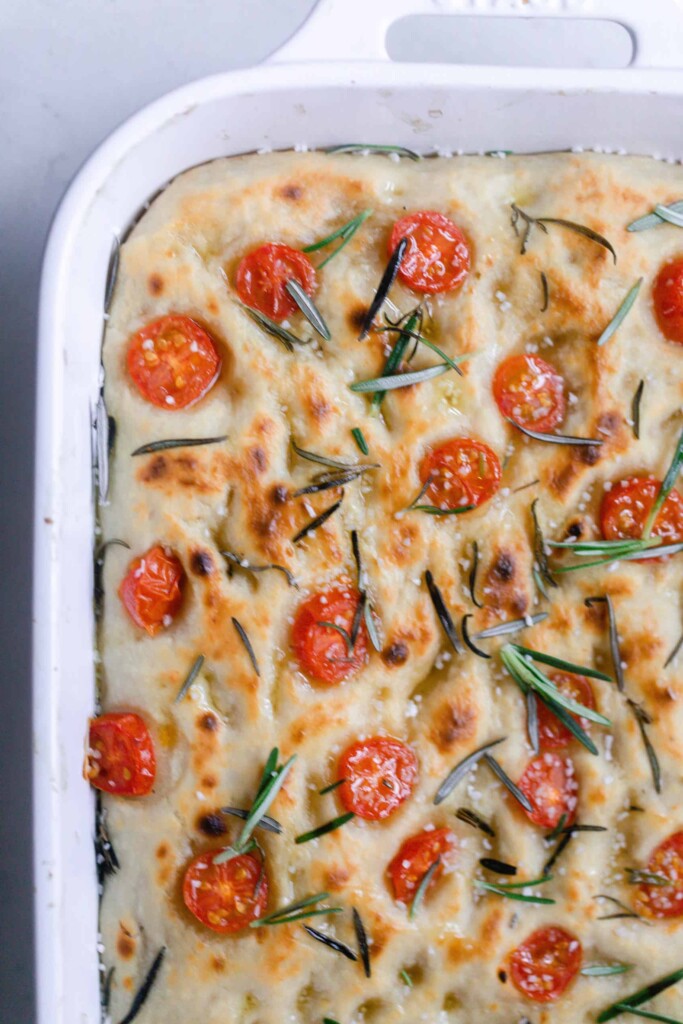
[267,0,683,69]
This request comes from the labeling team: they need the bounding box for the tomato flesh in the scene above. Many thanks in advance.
[517,753,578,830]
[637,831,683,919]
[537,672,595,751]
[389,211,470,294]
[183,850,268,933]
[127,315,220,409]
[600,477,683,552]
[236,243,317,322]
[339,736,418,821]
[653,256,683,344]
[292,583,368,685]
[419,438,501,511]
[86,712,156,796]
[492,354,565,433]
[388,827,455,904]
[118,545,184,635]
[509,926,582,1003]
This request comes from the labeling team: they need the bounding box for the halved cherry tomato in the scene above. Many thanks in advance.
[118,545,184,635]
[183,850,268,933]
[389,211,470,294]
[292,583,368,685]
[509,926,582,1003]
[600,477,683,550]
[637,830,683,919]
[127,315,221,409]
[339,736,418,821]
[388,827,455,904]
[517,753,578,830]
[492,354,566,433]
[235,243,317,322]
[419,438,501,511]
[653,256,683,344]
[86,712,156,796]
[537,673,596,751]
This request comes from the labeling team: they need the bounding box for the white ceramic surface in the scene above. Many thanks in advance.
[34,1,683,1021]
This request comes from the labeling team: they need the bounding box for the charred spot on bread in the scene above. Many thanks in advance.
[382,641,409,666]
[198,812,227,837]
[191,550,214,576]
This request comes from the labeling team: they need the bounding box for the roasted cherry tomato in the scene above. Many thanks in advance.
[637,831,683,919]
[388,827,455,905]
[86,712,156,796]
[235,243,317,322]
[389,211,470,294]
[419,437,501,511]
[127,315,221,409]
[653,256,683,344]
[291,583,368,685]
[183,850,268,933]
[339,736,418,821]
[492,354,566,433]
[517,753,578,830]
[509,926,582,1003]
[118,545,184,635]
[600,477,683,552]
[537,673,596,751]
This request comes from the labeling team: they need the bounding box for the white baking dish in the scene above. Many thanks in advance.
[33,1,683,1020]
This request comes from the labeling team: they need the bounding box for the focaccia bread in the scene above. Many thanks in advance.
[93,150,683,1024]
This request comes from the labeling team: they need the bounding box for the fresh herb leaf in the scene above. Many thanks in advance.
[293,465,377,496]
[174,654,205,703]
[475,879,555,904]
[582,964,633,977]
[664,631,683,668]
[501,644,611,725]
[378,322,467,376]
[232,618,260,677]
[285,279,330,340]
[351,362,452,393]
[250,892,341,928]
[469,540,483,608]
[434,738,506,805]
[214,750,295,862]
[409,858,441,919]
[609,1006,683,1023]
[596,965,683,1022]
[118,947,166,1024]
[508,644,612,684]
[543,831,573,875]
[585,595,624,692]
[351,427,369,454]
[511,204,617,262]
[472,613,548,640]
[527,689,540,754]
[292,440,359,470]
[594,894,651,925]
[352,908,371,978]
[540,270,549,312]
[292,493,344,544]
[400,969,413,987]
[626,868,671,887]
[316,621,354,656]
[548,536,683,573]
[221,550,298,588]
[508,418,603,446]
[241,304,308,350]
[643,426,683,537]
[628,699,662,794]
[303,208,372,267]
[545,813,568,842]
[480,858,517,875]
[131,435,227,456]
[220,807,282,834]
[303,925,358,961]
[531,499,557,591]
[597,279,643,346]
[484,754,534,813]
[425,570,462,654]
[461,614,490,658]
[535,690,599,755]
[632,380,644,440]
[411,503,475,516]
[358,238,408,340]
[455,807,495,836]
[94,538,130,620]
[295,812,355,844]
[654,203,683,228]
[372,309,421,408]
[326,143,421,161]
[319,778,345,795]
[628,200,683,232]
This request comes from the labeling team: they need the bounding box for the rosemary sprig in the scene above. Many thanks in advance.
[131,435,227,456]
[548,536,683,573]
[250,892,341,928]
[409,858,441,919]
[316,621,354,656]
[293,465,377,496]
[351,362,453,393]
[351,427,369,454]
[410,503,475,516]
[303,209,373,268]
[285,279,330,340]
[118,947,166,1024]
[214,749,295,863]
[531,499,557,591]
[232,617,260,676]
[292,493,344,544]
[174,654,205,703]
[545,813,568,842]
[221,550,297,587]
[628,199,683,232]
[434,738,506,805]
[628,699,661,793]
[352,908,371,978]
[527,689,540,754]
[480,857,517,875]
[511,204,617,262]
[358,238,407,340]
[295,812,355,844]
[484,754,534,813]
[469,540,483,608]
[626,868,671,887]
[461,614,490,658]
[241,304,308,350]
[643,425,683,538]
[609,1007,683,1023]
[378,322,467,375]
[597,279,643,346]
[540,270,549,311]
[594,894,651,925]
[303,925,358,962]
[543,831,573,875]
[508,418,603,447]
[475,875,555,904]
[582,964,633,977]
[372,309,422,408]
[425,570,462,653]
[585,595,624,691]
[632,380,644,439]
[319,778,345,795]
[597,966,683,1022]
[326,143,421,161]
[456,807,495,836]
[664,632,683,668]
[292,440,359,470]
[221,807,282,834]
[654,204,683,227]
[472,612,548,640]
